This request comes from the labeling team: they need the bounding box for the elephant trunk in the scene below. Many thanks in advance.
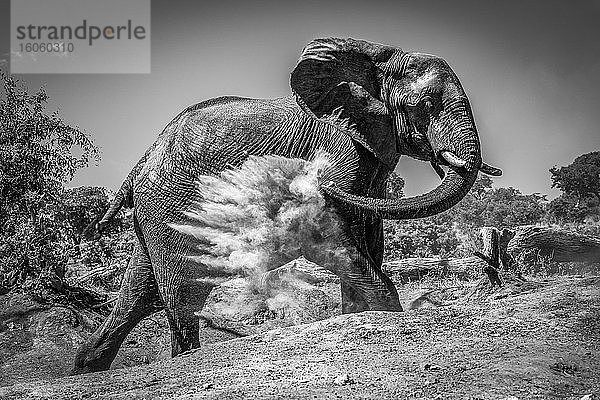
[322,110,482,219]
[321,164,478,219]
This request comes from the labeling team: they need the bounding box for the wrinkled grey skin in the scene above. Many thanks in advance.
[72,38,501,374]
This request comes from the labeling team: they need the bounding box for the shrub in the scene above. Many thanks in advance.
[0,73,98,293]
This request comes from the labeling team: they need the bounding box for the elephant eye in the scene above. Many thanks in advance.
[422,98,434,113]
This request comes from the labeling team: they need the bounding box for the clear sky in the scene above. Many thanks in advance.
[1,0,599,198]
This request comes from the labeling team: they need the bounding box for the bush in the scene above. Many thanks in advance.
[0,73,98,293]
[384,219,461,260]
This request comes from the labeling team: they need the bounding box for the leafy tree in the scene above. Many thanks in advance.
[550,151,600,203]
[546,193,590,224]
[548,152,600,222]
[386,171,405,199]
[444,193,486,228]
[0,72,99,292]
[480,188,546,228]
[469,175,493,200]
[446,178,546,229]
[384,219,460,260]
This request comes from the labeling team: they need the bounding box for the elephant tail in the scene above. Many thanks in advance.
[82,153,149,239]
[82,178,134,240]
[102,179,135,229]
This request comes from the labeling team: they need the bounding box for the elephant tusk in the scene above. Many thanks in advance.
[430,161,445,180]
[479,162,502,177]
[441,150,467,168]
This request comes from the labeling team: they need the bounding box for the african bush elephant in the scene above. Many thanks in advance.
[72,37,501,374]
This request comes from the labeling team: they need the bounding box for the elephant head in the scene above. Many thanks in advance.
[290,38,501,219]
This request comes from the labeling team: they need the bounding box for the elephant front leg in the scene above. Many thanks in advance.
[340,281,369,313]
[340,248,402,312]
[158,267,214,357]
[324,215,402,313]
[165,286,203,357]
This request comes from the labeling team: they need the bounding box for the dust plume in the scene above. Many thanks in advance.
[171,153,350,324]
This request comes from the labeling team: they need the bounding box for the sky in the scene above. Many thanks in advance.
[1,0,599,198]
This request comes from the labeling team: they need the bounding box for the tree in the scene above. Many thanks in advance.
[440,177,546,229]
[0,72,99,292]
[548,152,600,223]
[480,188,546,228]
[386,171,405,199]
[470,174,493,200]
[384,219,461,260]
[547,193,594,224]
[550,151,600,203]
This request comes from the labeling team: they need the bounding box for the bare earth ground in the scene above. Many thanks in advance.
[0,275,598,399]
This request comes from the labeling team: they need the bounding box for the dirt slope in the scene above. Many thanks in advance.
[0,259,338,387]
[1,276,598,399]
[0,296,172,386]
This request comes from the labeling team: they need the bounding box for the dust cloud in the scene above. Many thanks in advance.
[171,153,350,321]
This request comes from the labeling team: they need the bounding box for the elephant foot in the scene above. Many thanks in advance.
[71,341,116,375]
[341,300,403,313]
[340,281,402,313]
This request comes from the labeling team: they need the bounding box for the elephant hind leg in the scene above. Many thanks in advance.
[71,242,163,374]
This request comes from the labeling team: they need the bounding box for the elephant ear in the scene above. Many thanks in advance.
[290,38,398,166]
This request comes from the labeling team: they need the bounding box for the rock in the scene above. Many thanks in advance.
[423,363,441,371]
[333,373,353,385]
[199,258,341,339]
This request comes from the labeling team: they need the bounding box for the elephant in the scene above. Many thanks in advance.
[72,37,501,374]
